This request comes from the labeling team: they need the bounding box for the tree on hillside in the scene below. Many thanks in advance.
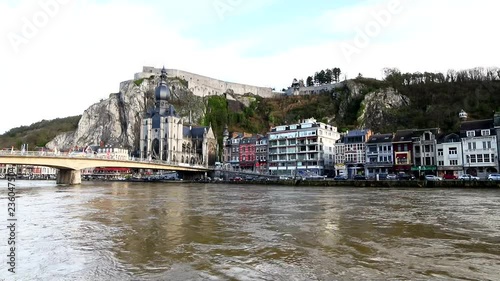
[325,69,333,84]
[332,67,341,83]
[306,76,314,87]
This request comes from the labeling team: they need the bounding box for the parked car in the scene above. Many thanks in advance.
[230,177,243,182]
[458,174,480,181]
[398,173,416,181]
[425,175,443,181]
[334,175,348,181]
[487,174,500,181]
[303,175,326,180]
[377,173,388,180]
[387,174,397,180]
[353,174,366,180]
[442,174,457,180]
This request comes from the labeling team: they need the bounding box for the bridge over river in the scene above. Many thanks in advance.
[0,151,209,184]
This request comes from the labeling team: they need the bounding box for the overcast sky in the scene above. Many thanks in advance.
[1,0,499,134]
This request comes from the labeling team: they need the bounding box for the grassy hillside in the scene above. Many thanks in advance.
[204,70,500,139]
[0,116,81,150]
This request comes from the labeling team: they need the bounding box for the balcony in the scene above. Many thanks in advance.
[365,161,394,167]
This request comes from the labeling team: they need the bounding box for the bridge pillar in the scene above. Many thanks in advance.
[56,169,81,185]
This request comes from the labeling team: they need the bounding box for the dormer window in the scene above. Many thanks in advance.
[466,131,475,137]
[481,130,490,136]
[424,132,431,141]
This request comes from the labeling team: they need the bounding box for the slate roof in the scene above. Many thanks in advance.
[367,133,393,144]
[393,130,414,143]
[183,126,207,138]
[460,119,494,131]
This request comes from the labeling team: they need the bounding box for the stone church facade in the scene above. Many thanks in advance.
[140,67,217,167]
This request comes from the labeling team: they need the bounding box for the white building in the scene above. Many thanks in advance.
[460,118,498,179]
[334,138,346,176]
[267,118,340,177]
[436,133,463,178]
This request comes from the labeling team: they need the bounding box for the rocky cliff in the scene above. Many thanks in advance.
[46,76,205,151]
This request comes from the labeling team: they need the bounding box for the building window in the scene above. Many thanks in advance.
[396,157,407,165]
[470,155,476,163]
[468,142,476,150]
[477,154,483,163]
[481,130,490,136]
[484,154,490,162]
[483,141,492,150]
[437,149,443,156]
[450,160,458,166]
[466,131,475,137]
[449,147,457,155]
[438,161,444,166]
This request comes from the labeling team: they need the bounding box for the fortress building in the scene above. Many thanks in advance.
[139,67,217,167]
[135,66,274,98]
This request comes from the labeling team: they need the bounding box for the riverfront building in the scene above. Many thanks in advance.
[460,118,498,178]
[393,130,414,174]
[239,135,258,172]
[365,133,394,176]
[411,128,440,176]
[334,137,346,176]
[255,135,268,174]
[436,133,463,178]
[267,118,340,177]
[344,129,372,178]
[139,67,217,167]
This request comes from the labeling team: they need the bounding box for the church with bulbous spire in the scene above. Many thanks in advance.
[139,67,217,167]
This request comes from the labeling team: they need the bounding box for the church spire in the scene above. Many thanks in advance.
[155,66,171,115]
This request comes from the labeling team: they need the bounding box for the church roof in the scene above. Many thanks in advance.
[183,126,208,138]
[155,67,171,101]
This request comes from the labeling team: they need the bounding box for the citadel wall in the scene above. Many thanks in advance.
[135,67,274,98]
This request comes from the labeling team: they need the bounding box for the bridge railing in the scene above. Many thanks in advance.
[0,150,208,170]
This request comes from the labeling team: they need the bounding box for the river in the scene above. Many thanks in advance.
[1,181,499,280]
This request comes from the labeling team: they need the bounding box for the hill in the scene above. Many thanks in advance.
[204,68,500,140]
[0,116,81,150]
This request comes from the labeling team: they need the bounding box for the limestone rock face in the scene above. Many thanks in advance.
[357,88,410,130]
[46,77,204,151]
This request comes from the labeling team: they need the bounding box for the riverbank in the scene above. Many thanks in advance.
[221,179,500,188]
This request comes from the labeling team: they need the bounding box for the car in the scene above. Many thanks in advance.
[377,173,388,180]
[302,175,326,180]
[387,174,397,180]
[442,174,458,180]
[334,175,348,181]
[458,174,480,181]
[398,173,416,181]
[425,175,443,181]
[487,174,500,181]
[353,174,366,180]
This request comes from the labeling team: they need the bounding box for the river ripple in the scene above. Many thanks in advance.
[1,181,499,280]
